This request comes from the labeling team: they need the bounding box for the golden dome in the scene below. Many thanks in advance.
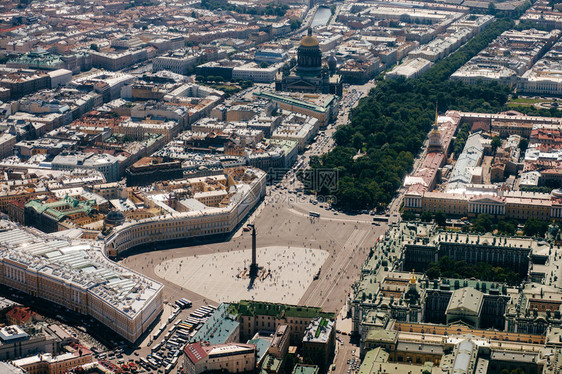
[409,270,417,285]
[300,35,319,47]
[300,28,319,48]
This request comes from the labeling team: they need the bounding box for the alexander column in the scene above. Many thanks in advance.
[248,224,258,277]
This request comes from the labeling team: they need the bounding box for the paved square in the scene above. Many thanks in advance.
[154,246,329,304]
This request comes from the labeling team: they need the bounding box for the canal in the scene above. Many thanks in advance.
[310,6,332,28]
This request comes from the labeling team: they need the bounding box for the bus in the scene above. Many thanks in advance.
[372,216,389,222]
[309,211,320,218]
[147,359,158,370]
[151,341,163,352]
[139,357,150,369]
[178,323,192,331]
[178,325,191,332]
[180,298,192,308]
[175,299,187,309]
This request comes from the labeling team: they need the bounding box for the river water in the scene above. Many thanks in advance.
[310,6,332,28]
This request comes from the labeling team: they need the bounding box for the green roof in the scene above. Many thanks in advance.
[7,50,64,69]
[230,300,335,319]
[365,329,397,343]
[25,196,96,221]
[260,354,283,373]
[358,348,389,374]
[253,91,328,113]
[427,278,504,292]
[292,364,319,374]
[266,138,298,152]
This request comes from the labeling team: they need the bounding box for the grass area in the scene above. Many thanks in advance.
[508,97,554,104]
[507,102,533,108]
[201,83,242,96]
[197,79,253,98]
[509,97,552,104]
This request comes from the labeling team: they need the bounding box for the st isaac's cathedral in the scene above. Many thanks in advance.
[275,28,342,96]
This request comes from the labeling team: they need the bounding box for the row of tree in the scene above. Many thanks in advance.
[452,122,471,157]
[200,0,288,17]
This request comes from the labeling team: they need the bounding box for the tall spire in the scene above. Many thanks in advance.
[428,101,442,151]
[434,101,438,129]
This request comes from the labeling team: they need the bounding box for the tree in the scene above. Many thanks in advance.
[420,211,433,222]
[240,80,253,89]
[488,2,497,15]
[290,19,301,31]
[90,43,99,51]
[518,138,529,153]
[303,18,514,211]
[491,135,502,153]
[434,211,446,226]
[402,211,416,221]
[425,265,440,280]
[471,214,493,233]
[497,219,516,235]
[352,132,365,149]
[523,218,549,237]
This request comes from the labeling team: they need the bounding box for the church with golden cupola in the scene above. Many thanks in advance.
[275,28,343,96]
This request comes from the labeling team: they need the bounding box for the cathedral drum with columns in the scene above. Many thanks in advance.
[297,29,322,75]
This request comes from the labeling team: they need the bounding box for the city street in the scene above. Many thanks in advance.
[96,82,384,373]
[116,187,385,373]
[109,83,382,372]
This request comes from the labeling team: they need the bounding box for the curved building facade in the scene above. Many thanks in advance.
[104,167,266,257]
[0,168,266,345]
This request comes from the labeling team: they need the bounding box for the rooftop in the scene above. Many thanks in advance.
[230,300,335,319]
[303,317,334,343]
[292,364,319,374]
[0,221,162,320]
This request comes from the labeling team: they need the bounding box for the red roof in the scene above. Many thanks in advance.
[0,25,24,33]
[6,306,35,324]
[184,342,208,364]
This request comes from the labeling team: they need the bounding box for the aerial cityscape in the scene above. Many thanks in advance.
[0,0,562,373]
